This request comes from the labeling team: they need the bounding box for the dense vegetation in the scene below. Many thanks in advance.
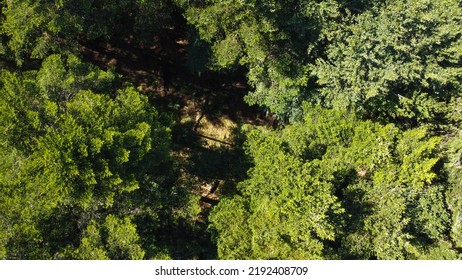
[1,0,461,259]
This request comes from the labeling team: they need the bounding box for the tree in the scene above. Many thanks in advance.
[183,0,462,125]
[180,0,341,119]
[314,0,462,128]
[445,131,462,249]
[1,0,178,62]
[209,106,460,259]
[0,54,184,259]
[66,215,145,260]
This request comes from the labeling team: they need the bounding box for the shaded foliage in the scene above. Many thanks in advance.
[180,0,341,119]
[1,0,179,63]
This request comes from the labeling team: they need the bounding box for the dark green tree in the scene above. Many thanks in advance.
[180,0,341,119]
[183,0,462,125]
[1,0,178,62]
[314,0,462,128]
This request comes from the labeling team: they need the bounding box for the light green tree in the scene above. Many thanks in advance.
[0,54,178,259]
[68,215,145,260]
[445,131,462,249]
[210,106,459,259]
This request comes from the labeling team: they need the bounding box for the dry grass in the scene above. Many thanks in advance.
[196,116,237,147]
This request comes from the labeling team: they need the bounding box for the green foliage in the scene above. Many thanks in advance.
[417,241,460,260]
[209,197,252,259]
[210,106,458,259]
[69,215,145,260]
[0,55,179,259]
[184,0,462,124]
[1,0,178,62]
[37,54,117,101]
[0,70,43,151]
[182,0,340,119]
[314,0,462,127]
[2,0,462,261]
[409,185,450,240]
[445,131,462,248]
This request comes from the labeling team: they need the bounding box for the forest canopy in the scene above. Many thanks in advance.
[0,0,461,259]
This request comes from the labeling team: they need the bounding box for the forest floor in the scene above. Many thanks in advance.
[78,26,275,258]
